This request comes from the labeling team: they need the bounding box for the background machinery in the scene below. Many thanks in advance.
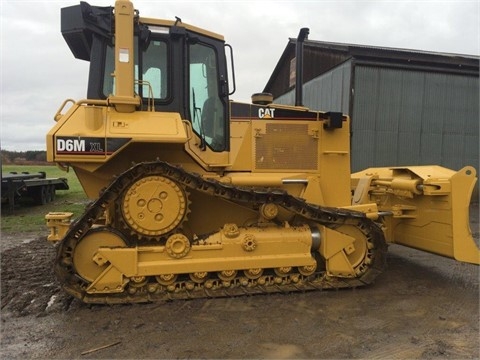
[1,170,68,210]
[46,0,478,304]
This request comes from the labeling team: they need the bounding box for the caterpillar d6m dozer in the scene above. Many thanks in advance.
[46,0,479,304]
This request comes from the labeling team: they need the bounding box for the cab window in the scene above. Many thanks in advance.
[102,38,169,101]
[139,40,168,100]
[189,43,225,151]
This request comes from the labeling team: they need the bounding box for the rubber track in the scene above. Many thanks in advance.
[55,160,387,304]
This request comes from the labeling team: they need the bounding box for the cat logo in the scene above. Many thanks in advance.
[258,108,275,119]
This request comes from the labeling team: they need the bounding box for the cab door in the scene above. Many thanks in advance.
[185,35,230,169]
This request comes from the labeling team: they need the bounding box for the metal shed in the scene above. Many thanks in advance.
[263,40,479,185]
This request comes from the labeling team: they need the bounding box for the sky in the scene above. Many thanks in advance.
[1,0,479,151]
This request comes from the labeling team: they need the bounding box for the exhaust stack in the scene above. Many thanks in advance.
[295,28,309,107]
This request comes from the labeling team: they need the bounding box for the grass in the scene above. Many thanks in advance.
[1,165,88,237]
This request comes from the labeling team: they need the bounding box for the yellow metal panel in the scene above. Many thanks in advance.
[108,111,185,139]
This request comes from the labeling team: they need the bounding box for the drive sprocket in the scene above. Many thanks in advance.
[116,175,190,241]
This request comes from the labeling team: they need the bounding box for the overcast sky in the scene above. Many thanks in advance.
[1,0,479,151]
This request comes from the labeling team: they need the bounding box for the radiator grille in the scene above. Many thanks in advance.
[255,123,318,170]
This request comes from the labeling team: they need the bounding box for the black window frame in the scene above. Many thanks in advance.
[186,34,229,152]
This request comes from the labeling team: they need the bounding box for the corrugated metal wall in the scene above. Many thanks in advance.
[351,66,479,173]
[274,60,352,113]
[274,63,479,183]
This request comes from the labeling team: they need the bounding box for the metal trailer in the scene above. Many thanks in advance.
[1,171,69,210]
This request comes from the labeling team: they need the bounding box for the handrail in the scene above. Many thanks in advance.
[53,99,76,122]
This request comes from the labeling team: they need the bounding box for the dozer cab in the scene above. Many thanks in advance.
[46,0,478,304]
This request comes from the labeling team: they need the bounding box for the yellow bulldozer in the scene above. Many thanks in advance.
[45,0,478,304]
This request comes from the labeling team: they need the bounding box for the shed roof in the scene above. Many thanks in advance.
[263,39,479,98]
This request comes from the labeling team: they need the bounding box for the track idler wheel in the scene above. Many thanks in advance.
[72,227,127,283]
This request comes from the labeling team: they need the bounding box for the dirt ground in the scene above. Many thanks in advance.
[1,205,478,359]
